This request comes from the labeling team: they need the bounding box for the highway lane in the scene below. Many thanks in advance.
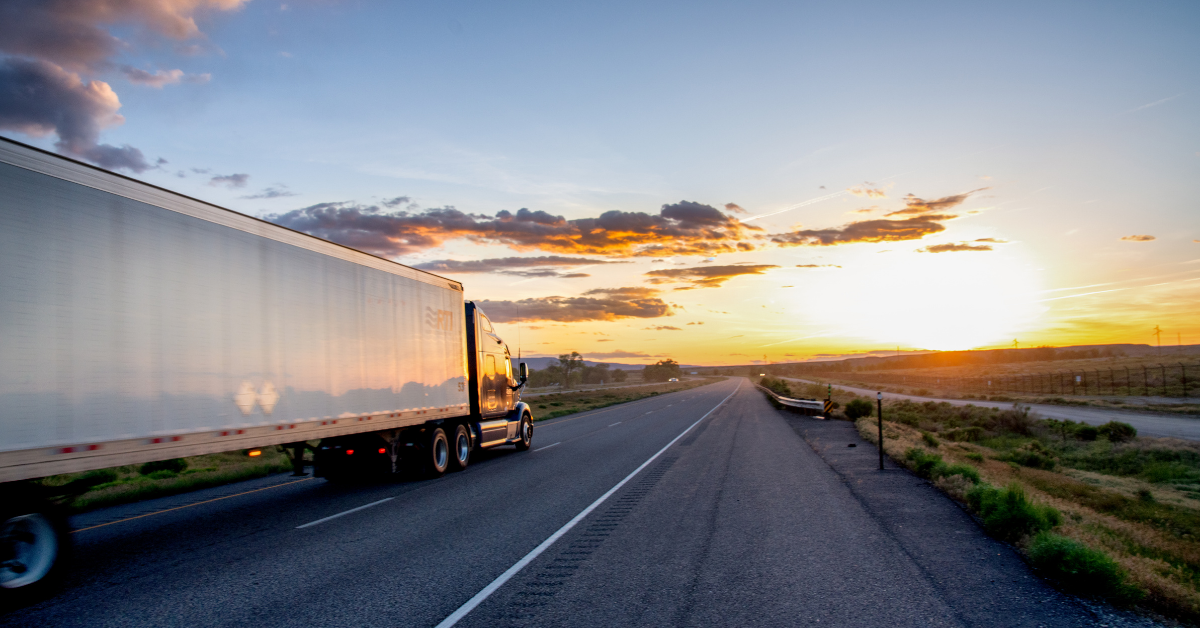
[2,378,1145,627]
[788,378,1200,441]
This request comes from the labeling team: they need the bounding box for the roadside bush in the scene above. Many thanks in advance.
[945,426,984,442]
[967,482,1061,542]
[759,376,792,397]
[935,474,974,501]
[905,448,947,479]
[1028,533,1142,603]
[965,452,984,462]
[844,398,874,420]
[943,463,982,484]
[1075,425,1099,441]
[140,458,188,475]
[990,405,1034,435]
[1098,421,1137,443]
[80,468,119,486]
[921,431,941,448]
[1001,441,1056,470]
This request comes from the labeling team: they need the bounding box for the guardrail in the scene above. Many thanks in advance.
[755,385,825,416]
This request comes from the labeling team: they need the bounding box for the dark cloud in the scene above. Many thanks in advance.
[1121,235,1156,242]
[414,255,626,279]
[267,200,760,258]
[382,196,413,208]
[885,188,987,217]
[771,216,951,247]
[643,263,779,289]
[208,173,248,188]
[241,187,297,200]
[0,0,247,73]
[724,202,748,214]
[477,287,672,323]
[0,57,150,171]
[918,242,993,253]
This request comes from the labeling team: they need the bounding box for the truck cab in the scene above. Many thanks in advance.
[465,302,527,448]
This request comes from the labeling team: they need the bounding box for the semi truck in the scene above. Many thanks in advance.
[0,137,534,597]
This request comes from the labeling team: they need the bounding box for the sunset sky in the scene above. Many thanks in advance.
[2,0,1197,365]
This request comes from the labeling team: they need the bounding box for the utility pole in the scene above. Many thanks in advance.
[1154,325,1163,356]
[1013,339,1019,350]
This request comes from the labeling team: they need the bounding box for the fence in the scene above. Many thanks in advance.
[813,362,1199,398]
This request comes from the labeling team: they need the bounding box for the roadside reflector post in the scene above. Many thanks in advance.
[877,392,884,471]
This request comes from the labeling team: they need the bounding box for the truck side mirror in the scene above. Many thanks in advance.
[519,362,528,383]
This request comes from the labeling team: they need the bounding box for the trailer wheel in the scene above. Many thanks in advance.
[0,490,69,605]
[514,414,533,451]
[426,428,450,477]
[449,424,471,472]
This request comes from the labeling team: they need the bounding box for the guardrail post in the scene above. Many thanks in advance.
[877,392,884,471]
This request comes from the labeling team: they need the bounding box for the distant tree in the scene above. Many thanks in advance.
[844,398,873,420]
[643,359,682,383]
[582,363,611,385]
[612,369,628,383]
[558,351,584,388]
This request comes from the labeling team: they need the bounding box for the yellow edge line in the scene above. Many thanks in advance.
[71,477,315,534]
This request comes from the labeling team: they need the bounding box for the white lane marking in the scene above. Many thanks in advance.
[434,381,742,628]
[534,442,561,452]
[608,422,621,427]
[295,497,394,529]
[644,411,653,415]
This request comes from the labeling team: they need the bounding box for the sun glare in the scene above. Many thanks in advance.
[802,250,1044,351]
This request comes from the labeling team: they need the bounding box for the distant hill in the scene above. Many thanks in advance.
[515,357,700,371]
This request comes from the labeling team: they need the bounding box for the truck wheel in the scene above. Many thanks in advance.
[449,424,471,472]
[0,492,69,604]
[426,428,450,477]
[514,414,533,451]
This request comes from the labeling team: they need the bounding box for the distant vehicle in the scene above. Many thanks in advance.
[760,373,766,377]
[0,137,534,596]
[668,378,679,382]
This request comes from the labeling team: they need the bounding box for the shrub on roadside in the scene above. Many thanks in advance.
[935,474,974,502]
[943,463,981,484]
[844,398,874,420]
[1000,441,1056,470]
[1028,533,1143,603]
[1098,421,1137,443]
[921,431,940,448]
[967,482,1061,542]
[965,452,984,462]
[1075,425,1099,441]
[905,448,947,479]
[140,458,188,475]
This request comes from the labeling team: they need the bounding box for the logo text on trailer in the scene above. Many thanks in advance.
[425,307,454,331]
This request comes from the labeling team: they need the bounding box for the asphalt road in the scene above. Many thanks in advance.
[2,378,1157,627]
[789,378,1200,441]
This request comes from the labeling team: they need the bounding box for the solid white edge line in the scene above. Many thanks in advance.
[295,497,394,529]
[533,442,561,452]
[433,380,743,628]
[608,422,621,427]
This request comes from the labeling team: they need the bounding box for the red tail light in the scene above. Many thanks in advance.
[346,449,354,455]
[378,448,386,454]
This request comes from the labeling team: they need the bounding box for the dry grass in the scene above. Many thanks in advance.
[40,449,293,513]
[528,377,720,421]
[854,413,1200,621]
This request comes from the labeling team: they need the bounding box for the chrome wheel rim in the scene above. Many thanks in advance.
[0,514,57,589]
[456,433,470,463]
[434,437,448,469]
[523,420,532,444]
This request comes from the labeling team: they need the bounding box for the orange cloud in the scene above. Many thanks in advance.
[847,183,887,199]
[644,263,780,289]
[918,242,993,253]
[885,188,988,217]
[772,216,951,246]
[1121,235,1156,242]
[270,200,761,258]
[477,287,673,323]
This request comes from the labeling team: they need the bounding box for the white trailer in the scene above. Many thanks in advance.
[0,138,533,597]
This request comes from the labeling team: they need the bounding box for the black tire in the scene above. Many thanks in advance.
[449,424,471,472]
[514,414,533,451]
[0,485,70,609]
[426,427,450,477]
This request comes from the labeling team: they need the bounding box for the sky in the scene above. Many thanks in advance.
[2,0,1197,366]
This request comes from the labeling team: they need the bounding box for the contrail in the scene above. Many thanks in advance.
[739,190,848,223]
[760,331,834,348]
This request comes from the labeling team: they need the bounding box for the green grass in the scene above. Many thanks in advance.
[1029,533,1142,603]
[967,482,1062,542]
